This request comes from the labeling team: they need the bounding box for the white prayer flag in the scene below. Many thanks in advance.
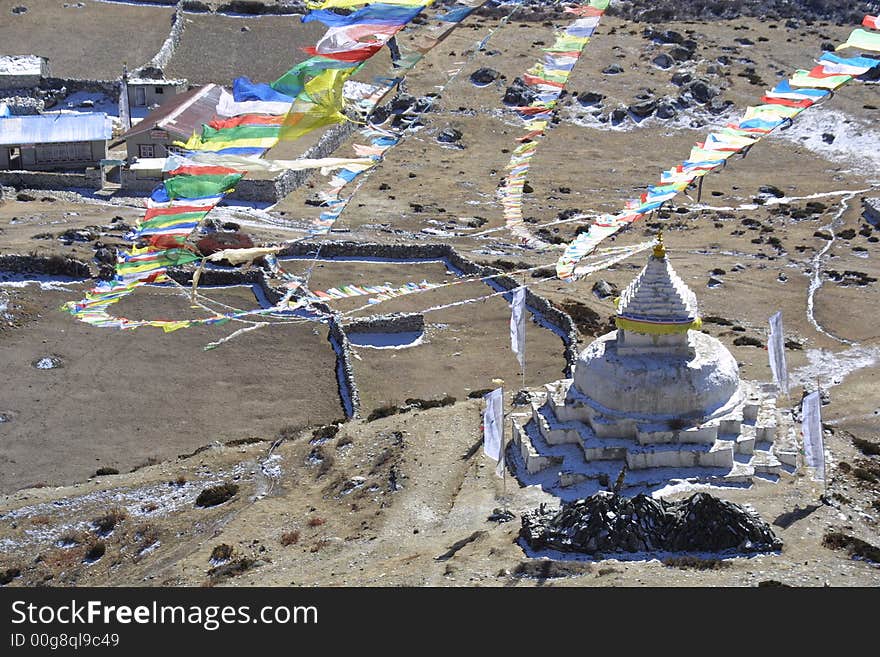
[510,287,526,369]
[768,311,789,395]
[801,391,825,481]
[483,388,505,474]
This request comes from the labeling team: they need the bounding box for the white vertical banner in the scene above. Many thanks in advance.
[510,286,526,369]
[768,311,789,395]
[483,387,505,477]
[801,391,825,481]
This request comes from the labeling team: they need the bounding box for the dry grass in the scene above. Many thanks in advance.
[662,556,730,570]
[280,530,301,546]
[307,517,325,528]
[92,508,127,536]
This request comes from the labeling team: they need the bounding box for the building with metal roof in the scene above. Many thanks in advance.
[117,83,222,163]
[0,112,112,171]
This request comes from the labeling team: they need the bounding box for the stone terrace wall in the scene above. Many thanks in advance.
[148,3,189,72]
[344,312,425,335]
[0,170,101,191]
[0,254,91,278]
[280,241,580,375]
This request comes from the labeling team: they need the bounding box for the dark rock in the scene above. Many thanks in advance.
[671,71,692,86]
[502,77,537,106]
[437,127,463,143]
[813,230,833,240]
[577,91,604,106]
[759,184,785,198]
[610,107,628,124]
[707,276,723,288]
[602,64,624,75]
[687,79,719,103]
[629,99,657,118]
[821,132,835,143]
[669,46,694,62]
[707,98,732,115]
[592,279,619,299]
[520,492,782,556]
[196,231,254,256]
[470,67,500,85]
[656,102,676,119]
[733,335,764,347]
[58,229,96,243]
[488,508,515,523]
[11,5,27,14]
[652,53,674,69]
[838,228,856,240]
[93,247,115,265]
[15,192,36,201]
[734,37,755,46]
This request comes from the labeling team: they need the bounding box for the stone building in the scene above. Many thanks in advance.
[0,112,111,171]
[0,55,50,90]
[117,83,221,163]
[512,237,798,496]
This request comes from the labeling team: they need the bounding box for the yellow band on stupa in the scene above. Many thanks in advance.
[615,315,702,335]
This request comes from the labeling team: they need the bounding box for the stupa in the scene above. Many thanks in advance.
[512,237,799,495]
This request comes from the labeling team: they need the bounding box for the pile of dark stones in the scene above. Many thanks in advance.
[520,491,783,555]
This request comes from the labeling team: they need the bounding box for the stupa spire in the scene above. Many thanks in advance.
[614,236,701,338]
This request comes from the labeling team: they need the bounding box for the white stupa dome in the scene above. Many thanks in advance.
[572,239,741,420]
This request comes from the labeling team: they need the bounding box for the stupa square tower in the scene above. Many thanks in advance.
[512,239,799,494]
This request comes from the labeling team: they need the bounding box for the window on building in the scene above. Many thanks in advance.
[155,87,164,94]
[166,145,187,156]
[138,143,155,158]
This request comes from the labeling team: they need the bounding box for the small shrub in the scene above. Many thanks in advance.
[29,515,52,526]
[853,437,880,456]
[277,425,303,440]
[662,556,729,570]
[312,424,340,441]
[367,403,398,422]
[280,530,301,546]
[210,544,233,562]
[467,388,493,399]
[309,539,330,553]
[317,454,335,478]
[853,467,879,484]
[822,532,880,563]
[838,461,852,473]
[207,557,255,581]
[195,483,239,508]
[92,508,127,536]
[307,517,325,528]
[130,457,160,472]
[175,475,187,486]
[93,467,119,477]
[83,542,106,563]
[141,502,159,513]
[0,568,21,585]
[733,335,764,348]
[336,435,353,449]
[133,524,160,554]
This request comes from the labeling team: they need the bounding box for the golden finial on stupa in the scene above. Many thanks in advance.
[653,229,666,259]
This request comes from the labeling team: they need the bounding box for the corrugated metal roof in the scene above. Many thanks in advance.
[0,112,112,145]
[120,84,223,141]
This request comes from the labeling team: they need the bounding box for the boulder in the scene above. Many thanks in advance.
[602,64,624,75]
[577,91,604,106]
[470,67,500,85]
[502,77,537,106]
[652,53,674,69]
[688,79,720,103]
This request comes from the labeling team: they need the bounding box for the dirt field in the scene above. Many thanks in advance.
[165,12,325,86]
[0,0,175,79]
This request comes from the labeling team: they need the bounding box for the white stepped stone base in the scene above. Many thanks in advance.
[510,377,795,496]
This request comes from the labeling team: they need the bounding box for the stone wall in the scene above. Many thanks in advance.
[326,313,360,419]
[0,170,101,191]
[0,254,91,278]
[147,3,189,72]
[41,78,120,102]
[344,313,424,335]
